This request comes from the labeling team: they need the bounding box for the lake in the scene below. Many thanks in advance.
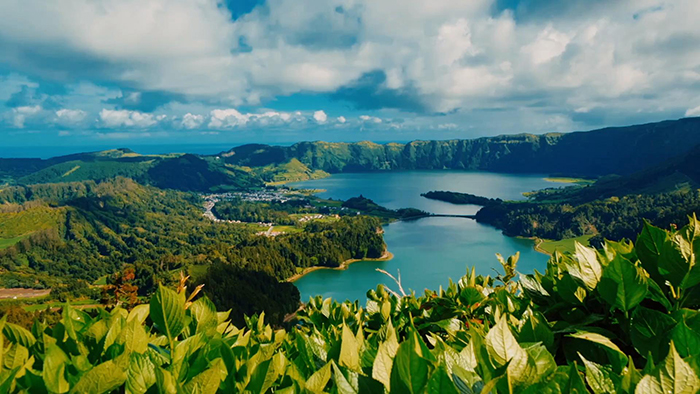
[289,171,555,302]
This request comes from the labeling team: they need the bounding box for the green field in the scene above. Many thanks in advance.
[272,225,303,234]
[537,234,593,255]
[22,299,97,312]
[544,177,596,185]
[0,234,30,250]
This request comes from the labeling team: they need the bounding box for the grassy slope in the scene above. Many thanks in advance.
[537,235,593,255]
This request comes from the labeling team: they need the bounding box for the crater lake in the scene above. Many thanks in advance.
[289,171,557,302]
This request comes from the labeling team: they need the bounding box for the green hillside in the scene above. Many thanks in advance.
[8,150,262,192]
[221,117,700,177]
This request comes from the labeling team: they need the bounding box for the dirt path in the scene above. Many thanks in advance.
[0,288,50,300]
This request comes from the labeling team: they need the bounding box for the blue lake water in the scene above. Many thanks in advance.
[289,171,555,302]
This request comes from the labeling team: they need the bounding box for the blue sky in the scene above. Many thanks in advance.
[1,0,699,152]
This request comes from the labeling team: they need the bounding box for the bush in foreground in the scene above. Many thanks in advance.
[1,218,700,393]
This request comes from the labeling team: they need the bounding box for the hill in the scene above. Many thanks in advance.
[221,117,700,177]
[2,149,262,192]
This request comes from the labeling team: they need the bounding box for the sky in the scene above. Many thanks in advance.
[1,0,700,152]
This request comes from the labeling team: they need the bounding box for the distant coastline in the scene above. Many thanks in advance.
[285,250,394,283]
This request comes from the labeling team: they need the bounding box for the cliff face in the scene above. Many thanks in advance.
[222,117,700,176]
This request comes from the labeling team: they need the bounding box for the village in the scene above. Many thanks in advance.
[201,190,344,237]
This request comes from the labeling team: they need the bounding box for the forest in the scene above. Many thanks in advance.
[0,178,386,325]
[475,189,700,243]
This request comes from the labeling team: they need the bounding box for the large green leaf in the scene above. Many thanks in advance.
[183,359,225,394]
[659,233,694,288]
[339,323,361,371]
[125,353,156,394]
[598,255,648,312]
[427,365,459,394]
[305,361,331,392]
[630,307,677,362]
[3,322,36,348]
[189,296,219,334]
[671,319,700,358]
[485,316,521,367]
[518,310,554,350]
[43,344,70,394]
[372,340,394,390]
[70,360,127,394]
[390,330,433,394]
[635,343,700,394]
[637,221,668,282]
[580,354,619,394]
[568,242,602,291]
[150,285,186,342]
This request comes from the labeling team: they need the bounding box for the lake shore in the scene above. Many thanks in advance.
[285,250,394,283]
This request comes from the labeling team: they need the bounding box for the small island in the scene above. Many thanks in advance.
[421,190,502,206]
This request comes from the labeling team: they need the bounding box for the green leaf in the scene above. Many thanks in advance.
[189,296,219,334]
[70,360,127,394]
[637,221,668,282]
[671,319,700,358]
[2,322,36,348]
[518,310,554,350]
[566,362,591,393]
[150,285,186,342]
[630,307,676,362]
[598,255,648,312]
[569,242,603,291]
[372,340,394,390]
[305,361,331,393]
[390,330,433,394]
[126,353,157,394]
[331,361,359,394]
[154,367,177,394]
[428,365,459,394]
[43,344,70,394]
[183,359,225,394]
[580,354,619,394]
[620,357,641,393]
[339,323,361,372]
[485,316,521,367]
[635,343,700,394]
[659,233,694,288]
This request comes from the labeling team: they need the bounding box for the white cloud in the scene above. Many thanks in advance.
[11,106,42,128]
[337,116,347,123]
[209,109,250,128]
[0,0,699,133]
[181,113,205,129]
[99,109,160,128]
[313,110,328,123]
[360,115,382,123]
[687,105,700,117]
[55,109,87,124]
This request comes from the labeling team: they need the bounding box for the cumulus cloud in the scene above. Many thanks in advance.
[99,109,162,128]
[360,115,382,124]
[313,110,328,123]
[687,105,700,117]
[1,0,699,135]
[181,113,205,129]
[11,105,43,128]
[55,109,87,124]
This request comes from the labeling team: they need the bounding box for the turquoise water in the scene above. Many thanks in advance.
[289,171,554,302]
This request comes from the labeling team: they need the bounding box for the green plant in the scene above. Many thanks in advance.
[0,218,699,393]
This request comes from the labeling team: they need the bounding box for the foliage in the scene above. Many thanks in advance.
[213,198,313,225]
[421,190,502,206]
[342,195,428,220]
[476,189,700,241]
[0,218,698,392]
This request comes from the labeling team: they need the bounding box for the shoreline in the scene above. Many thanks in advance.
[285,250,394,283]
[516,236,552,256]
